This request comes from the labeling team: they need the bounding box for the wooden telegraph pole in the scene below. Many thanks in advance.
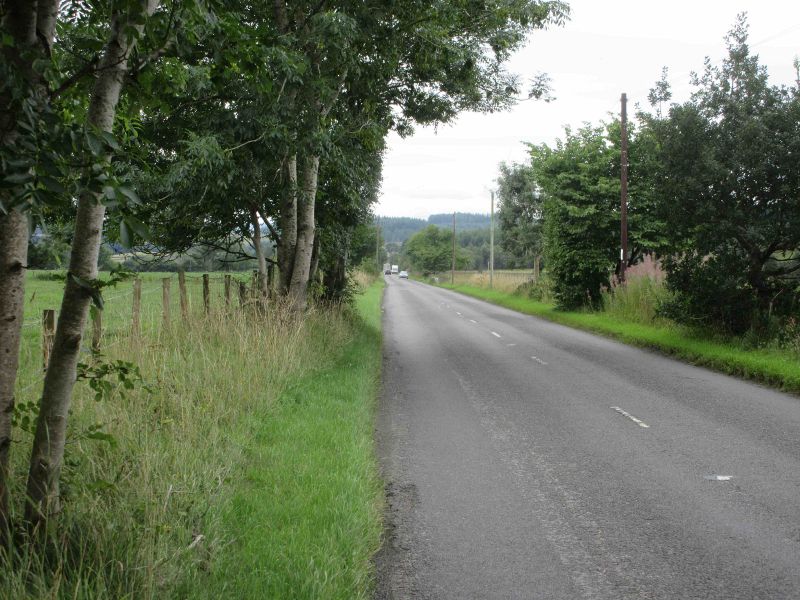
[451,212,456,285]
[490,191,495,290]
[620,92,629,283]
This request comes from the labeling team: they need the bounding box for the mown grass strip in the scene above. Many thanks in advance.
[185,281,385,599]
[435,283,800,395]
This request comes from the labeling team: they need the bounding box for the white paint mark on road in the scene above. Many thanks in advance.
[469,319,477,324]
[491,331,502,338]
[530,356,548,366]
[704,474,733,481]
[507,343,516,347]
[456,312,462,316]
[610,406,650,428]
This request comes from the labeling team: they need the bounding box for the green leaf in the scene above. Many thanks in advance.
[125,215,150,240]
[117,186,141,205]
[5,172,34,184]
[120,220,131,248]
[85,131,104,156]
[39,176,66,194]
[100,131,120,151]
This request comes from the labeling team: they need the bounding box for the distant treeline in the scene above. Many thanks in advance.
[378,213,491,243]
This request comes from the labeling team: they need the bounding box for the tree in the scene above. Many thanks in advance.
[496,162,541,268]
[533,118,663,309]
[25,0,163,529]
[0,0,60,541]
[646,15,800,333]
[403,225,468,274]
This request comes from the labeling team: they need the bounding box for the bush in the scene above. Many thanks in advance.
[515,273,554,304]
[657,250,758,335]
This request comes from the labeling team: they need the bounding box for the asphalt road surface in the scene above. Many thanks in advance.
[374,276,800,600]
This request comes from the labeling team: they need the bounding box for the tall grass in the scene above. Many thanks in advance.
[2,274,384,598]
[601,276,671,324]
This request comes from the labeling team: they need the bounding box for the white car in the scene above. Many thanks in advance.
[398,270,409,279]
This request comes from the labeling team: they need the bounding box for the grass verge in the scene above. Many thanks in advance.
[2,278,385,598]
[183,282,385,599]
[435,282,800,395]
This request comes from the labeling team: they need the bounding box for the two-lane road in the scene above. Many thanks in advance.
[375,276,800,599]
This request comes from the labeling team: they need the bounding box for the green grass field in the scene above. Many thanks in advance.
[435,282,800,395]
[3,272,385,598]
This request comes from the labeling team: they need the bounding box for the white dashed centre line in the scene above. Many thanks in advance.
[469,319,477,324]
[704,474,734,481]
[456,312,462,316]
[530,356,548,365]
[507,343,516,347]
[610,406,650,428]
[491,331,501,338]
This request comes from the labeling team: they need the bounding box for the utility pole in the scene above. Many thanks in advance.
[451,212,456,285]
[620,92,629,283]
[375,220,380,272]
[489,191,495,290]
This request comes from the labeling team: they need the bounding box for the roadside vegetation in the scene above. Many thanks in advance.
[2,272,384,598]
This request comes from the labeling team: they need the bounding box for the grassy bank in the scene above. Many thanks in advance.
[2,274,385,598]
[435,282,800,395]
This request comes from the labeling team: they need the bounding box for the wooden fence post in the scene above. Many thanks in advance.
[162,277,171,330]
[132,278,142,337]
[91,307,102,353]
[224,274,232,308]
[42,309,55,371]
[178,270,188,320]
[202,274,210,315]
[238,281,247,308]
[267,263,275,299]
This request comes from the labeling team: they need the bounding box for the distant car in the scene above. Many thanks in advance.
[398,270,409,279]
[384,269,392,275]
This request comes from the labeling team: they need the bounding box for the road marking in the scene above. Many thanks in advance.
[507,343,516,347]
[456,312,462,316]
[491,331,502,338]
[530,356,548,365]
[469,319,477,324]
[704,474,733,481]
[610,406,650,428]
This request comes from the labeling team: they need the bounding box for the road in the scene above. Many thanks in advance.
[374,276,800,600]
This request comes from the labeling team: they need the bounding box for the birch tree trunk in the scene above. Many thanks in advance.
[278,155,298,295]
[288,155,320,312]
[250,205,269,304]
[0,0,60,540]
[0,209,28,538]
[25,0,160,528]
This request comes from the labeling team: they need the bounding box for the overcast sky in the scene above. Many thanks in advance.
[375,0,800,219]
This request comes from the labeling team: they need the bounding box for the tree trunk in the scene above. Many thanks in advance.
[0,209,28,539]
[278,155,298,295]
[309,233,320,285]
[0,0,59,542]
[25,0,160,529]
[288,155,320,312]
[250,205,269,304]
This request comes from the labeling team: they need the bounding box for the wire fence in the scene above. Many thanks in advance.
[15,271,270,400]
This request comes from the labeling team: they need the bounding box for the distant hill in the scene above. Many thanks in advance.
[378,213,491,244]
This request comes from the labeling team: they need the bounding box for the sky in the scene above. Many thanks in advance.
[375,0,800,219]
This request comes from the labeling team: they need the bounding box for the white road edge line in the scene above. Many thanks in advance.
[491,331,501,338]
[610,406,650,428]
[530,356,548,365]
